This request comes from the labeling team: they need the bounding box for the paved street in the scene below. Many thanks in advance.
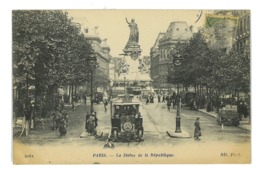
[14,99,250,148]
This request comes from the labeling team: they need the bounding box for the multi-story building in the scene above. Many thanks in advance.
[150,33,164,91]
[84,28,110,93]
[232,10,250,57]
[150,21,193,93]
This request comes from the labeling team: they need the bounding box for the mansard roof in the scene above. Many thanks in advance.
[152,32,165,49]
[161,21,193,42]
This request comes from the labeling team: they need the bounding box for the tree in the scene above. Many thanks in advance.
[168,29,250,111]
[13,10,94,117]
[168,32,210,89]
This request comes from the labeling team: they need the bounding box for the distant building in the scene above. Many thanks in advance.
[150,21,193,92]
[232,10,250,57]
[150,33,165,90]
[84,27,110,93]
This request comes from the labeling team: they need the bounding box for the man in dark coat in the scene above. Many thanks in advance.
[146,97,149,105]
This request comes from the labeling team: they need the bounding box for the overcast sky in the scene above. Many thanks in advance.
[67,10,212,57]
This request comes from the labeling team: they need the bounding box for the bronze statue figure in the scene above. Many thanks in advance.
[125,17,139,43]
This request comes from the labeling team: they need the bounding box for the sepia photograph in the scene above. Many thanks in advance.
[12,9,251,164]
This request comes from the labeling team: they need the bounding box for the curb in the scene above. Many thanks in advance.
[197,109,218,119]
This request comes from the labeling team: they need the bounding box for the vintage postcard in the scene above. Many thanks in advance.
[12,10,251,164]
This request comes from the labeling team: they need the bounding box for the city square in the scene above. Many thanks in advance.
[12,10,250,164]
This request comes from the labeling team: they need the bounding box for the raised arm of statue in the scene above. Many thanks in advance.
[125,17,130,24]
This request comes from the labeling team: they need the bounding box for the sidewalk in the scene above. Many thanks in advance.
[198,109,251,132]
[13,101,85,137]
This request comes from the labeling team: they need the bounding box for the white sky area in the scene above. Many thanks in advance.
[67,10,212,57]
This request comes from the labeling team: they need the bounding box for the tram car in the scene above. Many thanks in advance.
[110,94,144,142]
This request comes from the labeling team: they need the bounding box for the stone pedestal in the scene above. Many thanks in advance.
[123,42,142,60]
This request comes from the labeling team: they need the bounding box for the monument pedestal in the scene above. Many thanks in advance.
[123,42,142,60]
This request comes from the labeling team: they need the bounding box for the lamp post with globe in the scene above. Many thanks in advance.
[166,49,190,138]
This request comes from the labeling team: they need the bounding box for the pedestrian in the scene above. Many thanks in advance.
[21,103,32,137]
[87,112,96,135]
[93,111,98,128]
[158,94,161,103]
[104,99,108,112]
[167,99,171,111]
[83,95,87,105]
[60,99,64,111]
[172,98,175,109]
[166,95,169,102]
[150,95,154,103]
[85,112,90,132]
[194,117,201,140]
[162,95,165,103]
[72,97,75,110]
[146,97,149,105]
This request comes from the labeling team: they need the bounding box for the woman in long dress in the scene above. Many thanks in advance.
[194,117,201,140]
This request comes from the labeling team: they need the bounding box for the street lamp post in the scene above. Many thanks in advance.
[88,54,97,112]
[175,84,181,133]
[171,51,183,133]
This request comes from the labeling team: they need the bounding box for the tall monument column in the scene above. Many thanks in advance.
[123,18,142,60]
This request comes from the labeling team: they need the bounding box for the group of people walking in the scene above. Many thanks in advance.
[146,95,154,104]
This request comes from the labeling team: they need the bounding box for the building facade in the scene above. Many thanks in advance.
[232,10,250,57]
[84,29,110,93]
[150,21,193,92]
